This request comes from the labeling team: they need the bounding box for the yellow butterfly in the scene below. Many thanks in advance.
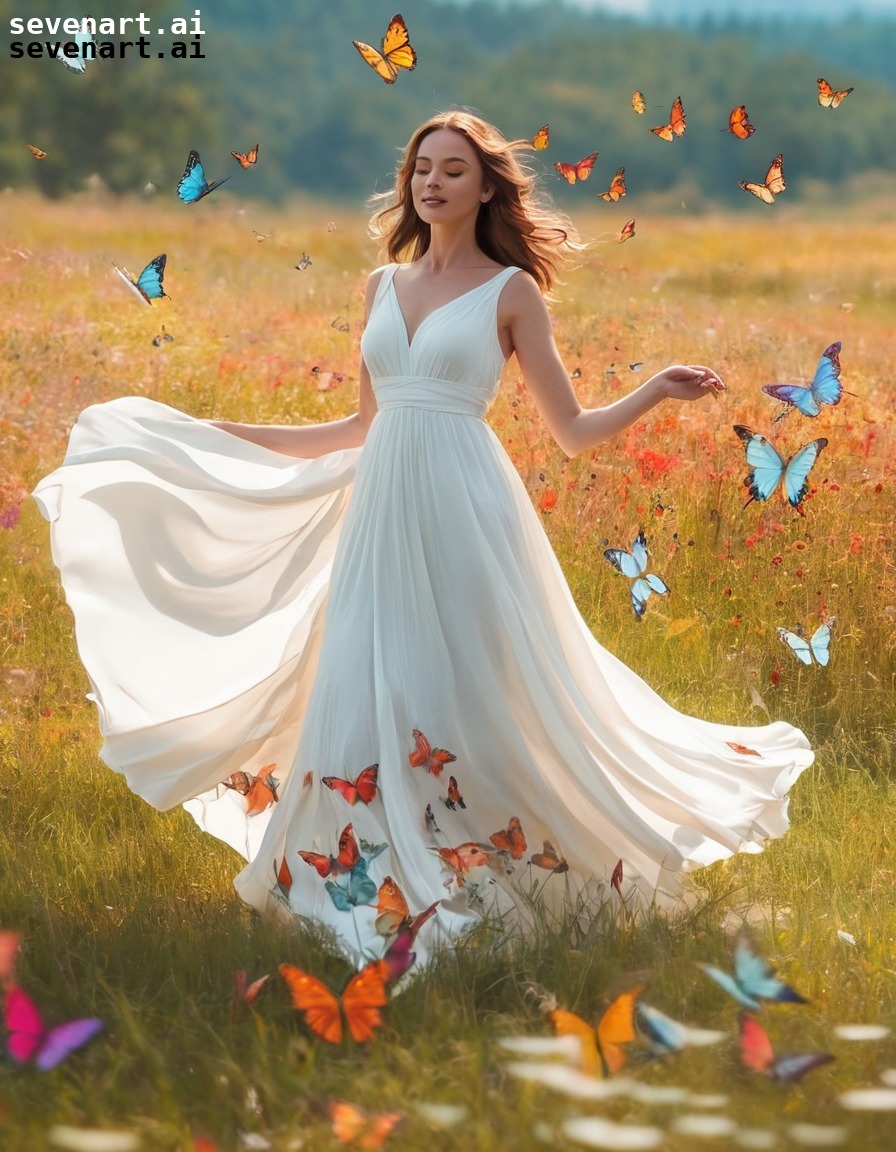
[532,124,550,150]
[353,14,417,85]
[631,91,646,114]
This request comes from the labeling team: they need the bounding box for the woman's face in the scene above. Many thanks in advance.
[410,128,493,228]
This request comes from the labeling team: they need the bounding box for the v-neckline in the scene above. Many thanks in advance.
[390,266,511,349]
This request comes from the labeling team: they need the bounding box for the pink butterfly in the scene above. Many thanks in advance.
[4,984,103,1070]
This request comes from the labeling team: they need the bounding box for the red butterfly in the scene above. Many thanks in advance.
[230,144,259,168]
[599,167,626,202]
[725,105,756,139]
[279,961,388,1044]
[618,219,636,243]
[273,856,293,898]
[322,764,379,805]
[553,152,598,185]
[740,1013,834,1082]
[223,764,278,815]
[233,969,270,1005]
[649,96,686,141]
[408,729,455,777]
[529,840,568,873]
[489,816,527,859]
[444,776,465,810]
[298,823,361,877]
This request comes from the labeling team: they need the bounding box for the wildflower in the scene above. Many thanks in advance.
[792,540,808,552]
[849,534,864,553]
[539,488,558,512]
[772,556,783,566]
[795,569,805,579]
[770,666,782,687]
[730,616,741,627]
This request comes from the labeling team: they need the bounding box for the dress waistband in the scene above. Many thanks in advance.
[373,376,489,419]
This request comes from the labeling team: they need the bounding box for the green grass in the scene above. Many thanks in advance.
[2,193,896,1150]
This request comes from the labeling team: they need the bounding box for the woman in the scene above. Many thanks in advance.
[34,111,813,965]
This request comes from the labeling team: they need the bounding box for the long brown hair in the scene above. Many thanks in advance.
[368,110,581,293]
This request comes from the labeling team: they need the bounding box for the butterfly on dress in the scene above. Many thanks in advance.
[697,928,808,1010]
[778,617,835,667]
[531,124,550,151]
[279,960,388,1044]
[603,530,669,618]
[353,14,416,85]
[295,252,312,271]
[298,822,363,877]
[740,1012,834,1082]
[26,144,47,159]
[739,154,785,204]
[732,425,828,514]
[599,167,626,202]
[529,840,568,874]
[222,764,279,815]
[817,77,853,109]
[374,876,440,941]
[762,341,844,419]
[553,153,598,185]
[329,1100,404,1149]
[443,775,465,810]
[434,842,495,886]
[424,803,441,834]
[58,18,95,74]
[3,984,102,1070]
[326,857,378,911]
[631,90,646,114]
[177,150,230,203]
[724,105,756,139]
[322,764,379,805]
[113,253,169,306]
[273,856,293,900]
[549,987,642,1077]
[489,816,527,859]
[610,858,624,898]
[230,144,259,168]
[408,729,456,777]
[648,97,686,141]
[618,219,636,243]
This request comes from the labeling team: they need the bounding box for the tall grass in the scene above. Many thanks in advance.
[1,192,895,1150]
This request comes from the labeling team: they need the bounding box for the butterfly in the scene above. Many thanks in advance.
[152,326,174,347]
[725,105,756,139]
[599,167,626,202]
[233,969,270,1006]
[739,154,785,203]
[549,987,642,1077]
[697,928,808,1010]
[331,316,350,333]
[762,341,844,418]
[113,253,169,306]
[489,816,527,859]
[636,1001,726,1054]
[631,90,646,114]
[732,425,828,514]
[408,729,455,777]
[278,961,388,1044]
[443,775,465,810]
[618,219,636,243]
[553,153,598,184]
[26,144,47,159]
[223,764,279,815]
[817,77,853,109]
[0,931,20,987]
[353,14,416,85]
[727,742,761,757]
[374,877,440,941]
[295,252,312,271]
[298,823,361,877]
[3,984,102,1070]
[424,803,441,834]
[740,1012,834,1082]
[610,858,624,898]
[326,857,378,911]
[604,530,669,618]
[329,1100,404,1149]
[177,150,230,203]
[649,97,686,141]
[273,856,293,900]
[322,764,379,805]
[532,124,550,151]
[434,842,494,885]
[230,144,259,168]
[252,230,270,242]
[59,18,95,74]
[529,840,568,873]
[778,618,835,667]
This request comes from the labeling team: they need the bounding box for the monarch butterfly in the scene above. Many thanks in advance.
[26,144,47,159]
[374,876,440,941]
[223,763,279,815]
[604,530,668,618]
[618,219,636,243]
[113,253,169,306]
[298,822,361,877]
[408,729,455,777]
[817,77,853,109]
[532,124,550,150]
[443,775,465,810]
[322,763,379,805]
[529,840,568,873]
[738,154,785,204]
[489,816,527,859]
[649,96,686,141]
[176,150,230,203]
[740,1013,834,1082]
[778,618,835,667]
[328,1100,404,1149]
[631,90,646,114]
[230,143,259,168]
[732,425,828,513]
[697,927,808,1010]
[550,988,642,1077]
[762,341,844,418]
[353,14,417,85]
[725,105,756,139]
[553,152,598,184]
[598,167,626,202]
[3,985,103,1071]
[278,961,388,1044]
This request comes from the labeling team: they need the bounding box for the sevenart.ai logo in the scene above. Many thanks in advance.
[9,11,207,62]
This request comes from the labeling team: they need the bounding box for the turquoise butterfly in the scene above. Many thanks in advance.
[603,530,668,618]
[59,17,95,74]
[697,928,807,1010]
[733,425,828,513]
[763,341,843,419]
[113,253,169,306]
[778,618,834,667]
[176,150,229,203]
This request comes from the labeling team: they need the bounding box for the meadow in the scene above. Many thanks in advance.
[1,189,896,1151]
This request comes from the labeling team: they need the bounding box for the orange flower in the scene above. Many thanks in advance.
[849,534,864,553]
[539,488,558,512]
[792,540,808,552]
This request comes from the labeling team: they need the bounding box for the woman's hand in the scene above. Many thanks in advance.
[652,364,726,402]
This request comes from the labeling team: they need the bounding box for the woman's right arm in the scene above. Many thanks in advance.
[209,271,383,459]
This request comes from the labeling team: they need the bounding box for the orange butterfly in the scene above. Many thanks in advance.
[489,816,527,859]
[298,823,361,877]
[529,840,568,873]
[230,144,259,168]
[374,876,440,940]
[435,842,493,884]
[353,14,416,85]
[631,91,646,115]
[329,1100,404,1149]
[725,105,755,139]
[322,764,379,805]
[618,219,636,243]
[532,124,550,151]
[279,961,388,1044]
[553,152,598,184]
[408,729,455,777]
[26,144,47,159]
[550,987,642,1077]
[817,77,853,109]
[599,167,626,202]
[739,154,785,204]
[273,856,293,899]
[727,741,761,757]
[223,764,279,815]
[649,96,686,141]
[444,775,465,810]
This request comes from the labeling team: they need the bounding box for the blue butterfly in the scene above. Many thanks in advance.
[697,928,808,1011]
[113,253,169,306]
[176,149,230,203]
[733,425,828,514]
[325,857,378,912]
[59,17,95,74]
[763,342,843,419]
[777,617,835,666]
[603,530,668,618]
[635,1001,726,1054]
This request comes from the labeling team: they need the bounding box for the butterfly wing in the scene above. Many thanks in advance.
[782,438,827,508]
[619,219,636,243]
[669,96,686,136]
[341,962,389,1043]
[298,850,335,877]
[808,621,833,666]
[599,168,626,202]
[817,78,853,108]
[738,179,775,204]
[380,927,417,982]
[771,1051,836,1083]
[595,988,641,1076]
[809,342,843,408]
[631,91,646,114]
[777,628,813,666]
[636,1002,688,1053]
[532,124,550,150]
[27,144,47,159]
[727,105,756,139]
[335,823,361,870]
[549,1008,602,1076]
[604,543,644,580]
[696,962,761,1009]
[323,775,359,803]
[279,965,343,1043]
[733,425,786,505]
[274,856,293,898]
[762,383,819,417]
[4,985,45,1063]
[354,764,379,804]
[59,20,95,72]
[134,254,168,303]
[35,1017,103,1071]
[0,931,19,985]
[739,1012,775,1074]
[177,150,229,203]
[489,816,527,859]
[374,876,409,936]
[732,930,808,1004]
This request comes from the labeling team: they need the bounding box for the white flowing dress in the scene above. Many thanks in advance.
[33,264,813,965]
